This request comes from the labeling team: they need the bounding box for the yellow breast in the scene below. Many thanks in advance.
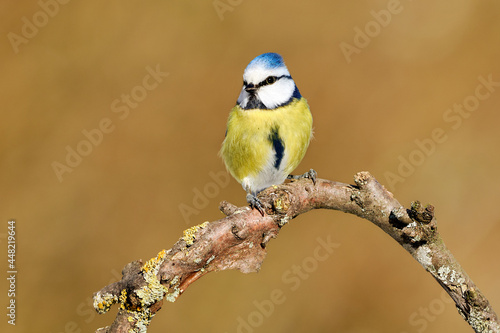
[220,97,312,188]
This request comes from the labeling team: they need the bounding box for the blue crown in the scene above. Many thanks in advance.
[247,53,285,70]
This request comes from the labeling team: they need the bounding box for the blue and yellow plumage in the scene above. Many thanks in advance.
[220,53,314,213]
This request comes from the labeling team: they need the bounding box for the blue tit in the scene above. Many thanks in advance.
[220,52,314,214]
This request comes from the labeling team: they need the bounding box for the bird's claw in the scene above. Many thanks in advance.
[288,168,317,185]
[246,193,265,216]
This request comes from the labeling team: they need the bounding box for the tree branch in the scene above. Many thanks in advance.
[93,171,499,333]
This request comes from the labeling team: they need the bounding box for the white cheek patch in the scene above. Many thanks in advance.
[258,79,295,109]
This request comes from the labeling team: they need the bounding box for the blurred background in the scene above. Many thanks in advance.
[1,1,500,332]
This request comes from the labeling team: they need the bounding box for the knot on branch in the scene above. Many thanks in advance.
[271,188,292,214]
[399,201,438,247]
[349,172,374,212]
[409,201,435,224]
[231,219,249,240]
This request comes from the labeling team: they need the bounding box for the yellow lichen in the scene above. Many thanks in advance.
[138,249,170,308]
[93,292,118,314]
[165,287,181,303]
[119,289,127,309]
[124,308,154,333]
[142,249,167,274]
[164,275,182,303]
[94,249,174,331]
[170,276,179,286]
[182,221,209,246]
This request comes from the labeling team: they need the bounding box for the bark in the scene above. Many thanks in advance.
[93,171,499,333]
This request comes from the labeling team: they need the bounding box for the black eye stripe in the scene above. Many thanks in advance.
[243,75,291,90]
[257,75,290,88]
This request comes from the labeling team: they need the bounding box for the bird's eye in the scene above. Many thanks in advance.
[265,76,276,85]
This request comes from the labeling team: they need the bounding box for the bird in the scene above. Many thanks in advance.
[220,52,314,214]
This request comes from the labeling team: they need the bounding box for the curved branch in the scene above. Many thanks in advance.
[93,171,499,333]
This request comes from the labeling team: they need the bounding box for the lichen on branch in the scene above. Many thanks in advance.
[93,172,499,333]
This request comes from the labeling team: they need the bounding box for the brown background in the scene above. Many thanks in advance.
[1,1,500,332]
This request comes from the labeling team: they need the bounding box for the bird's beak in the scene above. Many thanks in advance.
[245,84,257,94]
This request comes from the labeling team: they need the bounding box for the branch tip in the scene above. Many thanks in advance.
[219,201,241,216]
[353,171,372,187]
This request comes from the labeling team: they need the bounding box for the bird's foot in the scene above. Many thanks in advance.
[287,168,317,185]
[246,193,265,216]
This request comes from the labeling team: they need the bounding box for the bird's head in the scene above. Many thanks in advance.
[237,53,301,110]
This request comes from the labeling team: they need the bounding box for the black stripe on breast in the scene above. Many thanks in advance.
[268,127,285,169]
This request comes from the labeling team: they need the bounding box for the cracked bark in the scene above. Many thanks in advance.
[93,171,499,333]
